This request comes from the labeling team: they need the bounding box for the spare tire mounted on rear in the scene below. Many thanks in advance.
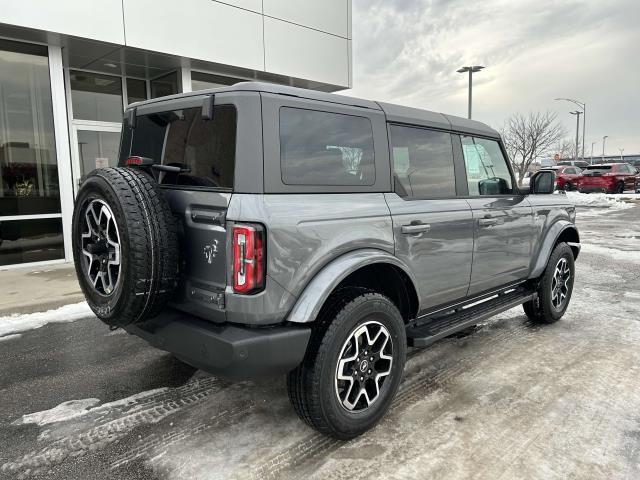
[72,167,179,327]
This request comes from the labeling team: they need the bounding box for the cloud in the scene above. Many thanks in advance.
[346,0,640,154]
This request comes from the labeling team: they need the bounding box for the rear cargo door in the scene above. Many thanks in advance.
[119,96,239,318]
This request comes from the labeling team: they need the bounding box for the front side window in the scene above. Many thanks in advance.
[121,105,237,189]
[461,136,513,195]
[389,125,455,197]
[279,107,375,186]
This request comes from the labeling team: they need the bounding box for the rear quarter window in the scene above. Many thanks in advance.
[279,107,375,186]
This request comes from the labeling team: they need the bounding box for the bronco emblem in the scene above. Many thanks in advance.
[203,240,219,264]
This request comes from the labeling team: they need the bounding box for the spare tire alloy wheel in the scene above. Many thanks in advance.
[80,199,121,296]
[335,321,393,412]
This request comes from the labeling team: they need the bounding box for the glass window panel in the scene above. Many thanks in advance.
[279,108,375,186]
[0,217,64,265]
[70,71,123,122]
[461,136,513,195]
[124,106,237,189]
[77,130,121,180]
[389,125,456,197]
[0,40,60,216]
[126,78,147,105]
[191,71,237,91]
[150,72,178,99]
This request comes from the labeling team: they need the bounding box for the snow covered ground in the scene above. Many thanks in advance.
[565,191,639,209]
[0,301,91,339]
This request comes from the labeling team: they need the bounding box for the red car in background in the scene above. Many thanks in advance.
[577,163,637,193]
[543,165,582,190]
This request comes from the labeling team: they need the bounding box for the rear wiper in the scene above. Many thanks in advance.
[151,164,191,174]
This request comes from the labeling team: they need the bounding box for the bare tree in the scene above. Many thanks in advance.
[550,137,582,162]
[501,111,567,182]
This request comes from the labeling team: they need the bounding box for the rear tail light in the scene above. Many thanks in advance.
[232,224,265,294]
[126,156,143,166]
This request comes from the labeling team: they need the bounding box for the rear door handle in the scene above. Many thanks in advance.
[478,217,499,227]
[401,223,431,235]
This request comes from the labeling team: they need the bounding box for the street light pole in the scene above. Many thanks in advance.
[619,148,624,162]
[570,111,582,162]
[457,66,485,119]
[602,135,608,162]
[555,98,586,160]
[590,141,596,164]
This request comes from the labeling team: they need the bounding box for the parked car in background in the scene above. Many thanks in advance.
[577,163,637,193]
[520,170,533,188]
[543,165,582,191]
[557,160,590,169]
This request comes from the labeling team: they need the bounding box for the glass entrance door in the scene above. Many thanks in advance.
[71,122,121,188]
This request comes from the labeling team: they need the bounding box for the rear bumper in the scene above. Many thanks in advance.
[125,310,311,380]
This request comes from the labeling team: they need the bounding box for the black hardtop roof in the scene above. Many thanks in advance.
[129,81,499,138]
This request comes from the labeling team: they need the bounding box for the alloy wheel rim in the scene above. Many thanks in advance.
[551,257,571,310]
[335,320,393,412]
[80,199,122,296]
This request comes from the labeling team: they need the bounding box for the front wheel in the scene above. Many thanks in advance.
[287,291,406,439]
[523,242,575,324]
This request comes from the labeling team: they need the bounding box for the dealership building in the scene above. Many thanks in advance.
[0,0,352,267]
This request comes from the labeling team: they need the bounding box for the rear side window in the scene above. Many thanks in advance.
[461,136,513,195]
[279,107,375,186]
[120,105,237,189]
[389,125,456,197]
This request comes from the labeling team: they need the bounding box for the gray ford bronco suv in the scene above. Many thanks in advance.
[72,82,580,439]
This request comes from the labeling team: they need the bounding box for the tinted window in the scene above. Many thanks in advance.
[121,105,237,189]
[584,165,612,174]
[389,125,455,197]
[461,136,513,195]
[279,108,375,186]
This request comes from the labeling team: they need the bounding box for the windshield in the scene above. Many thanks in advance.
[119,105,237,189]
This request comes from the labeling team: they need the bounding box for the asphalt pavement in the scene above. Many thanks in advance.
[1,203,639,480]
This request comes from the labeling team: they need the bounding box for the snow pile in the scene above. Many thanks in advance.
[13,387,168,426]
[0,301,92,338]
[565,191,635,210]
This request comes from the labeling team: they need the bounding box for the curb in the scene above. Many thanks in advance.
[0,294,86,318]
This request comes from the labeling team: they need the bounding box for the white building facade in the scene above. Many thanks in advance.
[0,0,352,267]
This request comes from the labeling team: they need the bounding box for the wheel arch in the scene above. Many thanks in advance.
[529,222,580,279]
[286,249,419,324]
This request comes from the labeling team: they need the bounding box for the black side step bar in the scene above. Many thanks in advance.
[406,289,536,347]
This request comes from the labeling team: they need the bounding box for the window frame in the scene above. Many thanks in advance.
[454,133,521,198]
[386,122,462,200]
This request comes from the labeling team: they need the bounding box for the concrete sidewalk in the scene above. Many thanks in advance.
[0,263,83,316]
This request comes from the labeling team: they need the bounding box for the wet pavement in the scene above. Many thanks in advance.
[1,203,639,480]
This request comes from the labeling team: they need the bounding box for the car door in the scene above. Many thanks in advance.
[458,135,534,295]
[385,124,474,312]
[621,164,636,190]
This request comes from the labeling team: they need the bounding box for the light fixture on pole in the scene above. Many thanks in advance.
[602,135,608,162]
[555,98,586,160]
[457,65,484,119]
[569,111,582,162]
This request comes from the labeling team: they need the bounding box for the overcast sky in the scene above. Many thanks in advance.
[345,0,640,157]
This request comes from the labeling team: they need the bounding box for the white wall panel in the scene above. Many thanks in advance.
[123,0,264,71]
[264,17,349,87]
[218,0,263,14]
[1,0,125,44]
[264,0,348,38]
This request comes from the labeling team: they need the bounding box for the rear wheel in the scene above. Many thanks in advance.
[614,182,624,194]
[287,291,406,439]
[523,242,575,324]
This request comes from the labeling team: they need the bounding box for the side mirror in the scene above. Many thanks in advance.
[530,170,556,194]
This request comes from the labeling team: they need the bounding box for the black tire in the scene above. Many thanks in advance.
[615,182,625,194]
[287,291,406,439]
[523,242,575,324]
[564,182,573,191]
[72,167,179,327]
